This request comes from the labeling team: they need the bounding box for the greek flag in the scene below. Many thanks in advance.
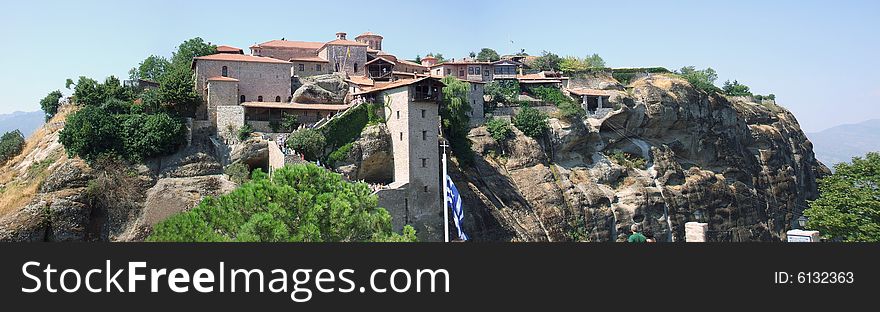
[445,175,469,241]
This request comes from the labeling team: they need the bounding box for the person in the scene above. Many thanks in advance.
[627,223,647,243]
[644,229,656,243]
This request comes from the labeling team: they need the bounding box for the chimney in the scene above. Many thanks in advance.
[336,32,347,40]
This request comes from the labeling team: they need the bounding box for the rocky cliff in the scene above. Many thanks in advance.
[453,74,828,241]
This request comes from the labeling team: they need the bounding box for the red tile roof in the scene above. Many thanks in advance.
[568,88,611,96]
[345,76,375,86]
[289,56,329,63]
[353,77,444,95]
[356,32,383,38]
[194,53,292,64]
[365,56,396,66]
[251,40,324,50]
[207,76,239,82]
[241,102,350,111]
[322,39,369,48]
[216,45,243,53]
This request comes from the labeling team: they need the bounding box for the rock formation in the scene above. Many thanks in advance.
[292,73,349,104]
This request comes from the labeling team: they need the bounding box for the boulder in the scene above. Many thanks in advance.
[292,73,349,104]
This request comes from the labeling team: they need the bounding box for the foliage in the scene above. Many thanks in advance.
[486,118,512,142]
[531,51,562,71]
[425,52,445,62]
[559,54,605,73]
[754,94,776,101]
[722,80,752,96]
[169,37,216,70]
[147,163,418,242]
[476,48,500,62]
[804,152,880,242]
[282,114,300,132]
[39,90,64,121]
[321,102,382,152]
[118,112,185,161]
[101,98,132,115]
[224,162,251,185]
[0,130,26,164]
[608,150,647,170]
[129,55,170,81]
[66,75,133,107]
[328,142,354,166]
[611,67,671,84]
[530,86,583,119]
[84,155,142,217]
[237,123,254,141]
[513,105,549,138]
[269,120,282,133]
[59,105,122,161]
[158,65,201,117]
[485,80,520,104]
[440,76,474,163]
[288,128,326,161]
[677,66,720,93]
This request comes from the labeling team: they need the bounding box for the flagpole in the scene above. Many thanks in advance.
[442,141,450,243]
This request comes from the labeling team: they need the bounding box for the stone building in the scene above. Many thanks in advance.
[355,31,383,51]
[290,56,331,78]
[568,87,613,118]
[192,53,294,120]
[353,77,446,241]
[318,32,369,76]
[250,40,324,61]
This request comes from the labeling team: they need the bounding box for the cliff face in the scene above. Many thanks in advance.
[454,75,829,241]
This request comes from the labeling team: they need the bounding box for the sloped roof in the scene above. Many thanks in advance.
[207,76,239,82]
[251,40,324,50]
[365,56,396,66]
[194,53,292,64]
[356,32,383,38]
[568,88,611,96]
[241,102,350,111]
[353,77,444,95]
[216,45,243,53]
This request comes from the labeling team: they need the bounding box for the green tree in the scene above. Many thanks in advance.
[170,37,216,69]
[287,128,326,161]
[476,48,500,62]
[485,118,512,142]
[158,65,201,117]
[68,76,103,106]
[514,105,549,138]
[129,55,171,81]
[147,163,418,242]
[585,53,605,68]
[39,90,64,121]
[485,80,520,104]
[678,66,720,93]
[722,80,752,96]
[440,76,472,139]
[99,76,132,103]
[426,53,445,63]
[59,106,122,161]
[532,51,562,71]
[118,112,185,161]
[804,152,880,242]
[224,162,251,185]
[0,130,26,164]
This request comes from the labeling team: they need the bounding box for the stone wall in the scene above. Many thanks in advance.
[468,83,485,127]
[319,45,367,76]
[253,46,318,61]
[195,60,293,114]
[292,61,331,77]
[216,105,244,141]
[207,80,238,124]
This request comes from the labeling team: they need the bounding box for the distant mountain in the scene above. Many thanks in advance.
[808,119,880,167]
[0,110,44,137]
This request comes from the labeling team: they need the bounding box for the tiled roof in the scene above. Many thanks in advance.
[353,77,444,95]
[289,56,329,63]
[216,45,242,53]
[396,59,426,68]
[241,102,350,111]
[568,88,611,96]
[323,39,369,47]
[251,40,324,50]
[345,76,375,86]
[194,53,292,64]
[207,76,239,82]
[356,32,383,38]
[365,56,396,66]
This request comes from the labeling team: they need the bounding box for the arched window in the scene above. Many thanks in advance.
[275,96,281,102]
[257,96,263,102]
[240,95,245,103]
[221,66,228,77]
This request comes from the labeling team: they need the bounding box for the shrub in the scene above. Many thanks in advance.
[224,162,251,185]
[39,90,64,121]
[237,123,254,141]
[677,66,720,93]
[514,105,549,138]
[59,105,122,161]
[485,80,520,104]
[118,112,185,161]
[327,142,354,166]
[287,128,326,161]
[486,118,512,142]
[722,80,752,96]
[320,102,381,151]
[269,120,282,133]
[0,130,26,165]
[529,86,583,119]
[147,163,418,242]
[282,114,300,132]
[608,150,647,170]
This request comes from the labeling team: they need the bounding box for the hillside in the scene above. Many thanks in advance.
[0,110,45,137]
[807,119,880,167]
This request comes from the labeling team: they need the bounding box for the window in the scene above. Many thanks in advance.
[257,96,263,102]
[275,96,281,102]
[423,185,428,192]
[316,64,322,71]
[396,110,400,119]
[421,109,425,118]
[422,130,427,140]
[354,63,358,73]
[240,95,245,103]
[421,158,427,168]
[298,64,304,71]
[399,132,403,141]
[475,66,481,75]
[335,62,340,72]
[468,67,474,75]
[221,66,228,77]
[459,70,464,77]
[495,66,501,74]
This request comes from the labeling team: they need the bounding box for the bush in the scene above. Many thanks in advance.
[237,123,254,141]
[0,130,26,164]
[269,120,282,133]
[611,67,671,85]
[485,80,520,104]
[608,150,647,170]
[40,90,64,121]
[282,114,300,132]
[804,152,880,242]
[486,118,512,142]
[722,80,752,96]
[224,162,251,185]
[287,128,326,161]
[514,105,549,138]
[147,163,418,242]
[529,86,583,119]
[320,102,382,151]
[59,105,122,161]
[327,142,353,166]
[677,66,720,93]
[118,112,185,161]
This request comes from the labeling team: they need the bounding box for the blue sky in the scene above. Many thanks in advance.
[1,0,877,132]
